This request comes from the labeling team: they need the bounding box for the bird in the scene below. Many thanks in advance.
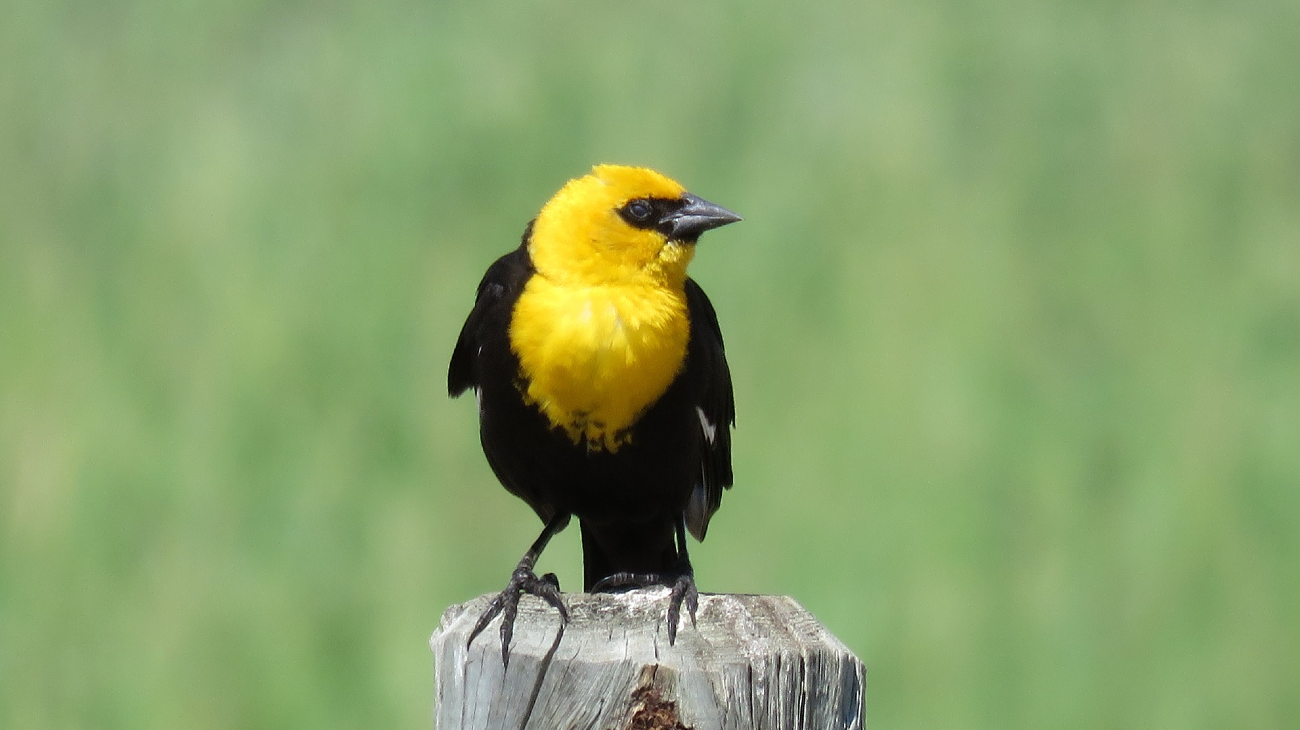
[447,164,740,664]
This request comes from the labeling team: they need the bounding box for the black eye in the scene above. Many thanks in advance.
[625,199,653,222]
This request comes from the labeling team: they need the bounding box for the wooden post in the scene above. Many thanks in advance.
[431,589,865,730]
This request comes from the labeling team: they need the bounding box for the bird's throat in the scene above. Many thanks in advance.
[509,276,690,451]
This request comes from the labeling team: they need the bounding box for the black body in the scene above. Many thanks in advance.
[448,227,735,591]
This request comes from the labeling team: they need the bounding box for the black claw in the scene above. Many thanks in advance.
[538,581,568,621]
[500,593,520,668]
[467,567,568,668]
[666,573,698,645]
[589,570,699,645]
[467,593,506,648]
[687,587,699,628]
[590,572,660,593]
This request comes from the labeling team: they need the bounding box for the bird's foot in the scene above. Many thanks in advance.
[590,571,698,645]
[467,566,566,668]
[666,572,699,645]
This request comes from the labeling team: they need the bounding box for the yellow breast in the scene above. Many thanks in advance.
[509,275,690,451]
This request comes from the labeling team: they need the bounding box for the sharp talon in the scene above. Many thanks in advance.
[537,583,567,619]
[467,594,505,648]
[686,581,699,629]
[468,564,569,667]
[540,572,560,591]
[500,597,520,669]
[591,572,660,593]
[590,573,630,592]
[591,565,699,644]
[666,573,698,646]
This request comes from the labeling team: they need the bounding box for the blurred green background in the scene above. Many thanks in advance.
[3,0,1298,728]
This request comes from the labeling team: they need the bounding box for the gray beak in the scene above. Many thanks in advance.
[662,193,743,242]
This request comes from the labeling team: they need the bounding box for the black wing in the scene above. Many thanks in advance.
[683,277,736,541]
[448,227,534,398]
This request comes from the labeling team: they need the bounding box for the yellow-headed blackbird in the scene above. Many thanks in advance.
[448,165,740,661]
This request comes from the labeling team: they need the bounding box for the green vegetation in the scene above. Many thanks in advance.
[2,1,1298,728]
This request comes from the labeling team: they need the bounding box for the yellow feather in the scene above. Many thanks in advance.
[508,166,696,451]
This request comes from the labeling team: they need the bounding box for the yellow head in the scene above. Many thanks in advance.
[527,165,741,289]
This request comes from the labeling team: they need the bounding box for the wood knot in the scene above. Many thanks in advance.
[626,684,692,730]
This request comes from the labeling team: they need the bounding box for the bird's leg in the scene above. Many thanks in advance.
[665,515,699,645]
[467,512,570,668]
[588,516,699,645]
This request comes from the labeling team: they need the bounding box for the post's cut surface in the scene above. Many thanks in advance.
[431,589,865,730]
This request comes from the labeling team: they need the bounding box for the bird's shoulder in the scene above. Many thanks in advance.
[685,278,724,349]
[447,223,536,397]
[473,229,536,306]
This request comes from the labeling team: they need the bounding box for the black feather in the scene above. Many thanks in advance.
[449,221,736,589]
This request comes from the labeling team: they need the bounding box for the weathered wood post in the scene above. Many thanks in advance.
[431,589,865,729]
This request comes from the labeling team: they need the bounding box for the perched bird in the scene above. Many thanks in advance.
[448,165,740,662]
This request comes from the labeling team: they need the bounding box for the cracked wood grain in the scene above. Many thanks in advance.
[431,591,865,730]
